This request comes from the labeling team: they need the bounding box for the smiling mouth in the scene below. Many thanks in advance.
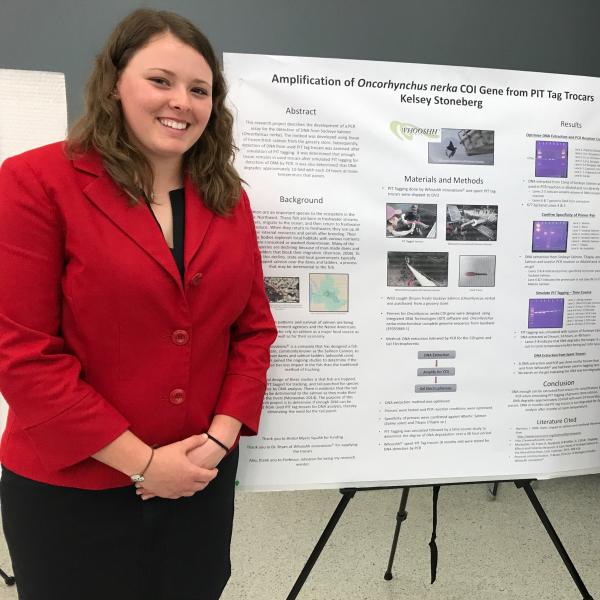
[157,117,189,130]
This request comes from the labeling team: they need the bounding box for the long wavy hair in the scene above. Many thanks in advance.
[67,9,241,215]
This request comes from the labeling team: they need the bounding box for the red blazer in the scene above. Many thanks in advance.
[0,142,276,489]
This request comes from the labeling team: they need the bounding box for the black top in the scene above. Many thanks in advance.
[147,188,185,282]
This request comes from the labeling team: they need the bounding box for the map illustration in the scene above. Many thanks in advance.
[309,273,349,312]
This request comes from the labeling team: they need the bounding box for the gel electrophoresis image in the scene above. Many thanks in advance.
[532,221,568,252]
[535,141,568,178]
[528,298,565,328]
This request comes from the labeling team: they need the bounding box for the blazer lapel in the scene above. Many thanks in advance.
[74,152,182,287]
[183,177,214,277]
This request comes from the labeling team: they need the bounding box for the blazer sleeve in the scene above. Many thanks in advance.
[214,190,277,435]
[0,156,130,471]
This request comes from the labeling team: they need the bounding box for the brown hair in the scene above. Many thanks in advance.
[67,9,241,215]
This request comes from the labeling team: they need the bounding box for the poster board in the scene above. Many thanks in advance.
[225,53,600,490]
[0,68,68,432]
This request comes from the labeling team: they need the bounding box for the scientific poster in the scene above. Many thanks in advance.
[225,53,600,490]
[0,69,67,164]
[0,68,68,432]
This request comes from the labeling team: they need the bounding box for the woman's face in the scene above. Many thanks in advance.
[115,32,213,170]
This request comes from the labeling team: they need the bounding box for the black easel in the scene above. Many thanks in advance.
[286,479,595,600]
[488,481,499,498]
[0,567,15,586]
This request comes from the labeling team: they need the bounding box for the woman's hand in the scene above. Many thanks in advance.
[186,414,242,470]
[136,434,217,500]
[187,438,227,470]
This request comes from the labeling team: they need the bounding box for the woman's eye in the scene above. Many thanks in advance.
[191,87,208,96]
[149,77,169,86]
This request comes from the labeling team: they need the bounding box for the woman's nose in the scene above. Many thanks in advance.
[168,87,190,111]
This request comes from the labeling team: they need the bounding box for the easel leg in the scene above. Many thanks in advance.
[384,487,410,581]
[0,568,15,586]
[286,488,356,600]
[515,480,594,600]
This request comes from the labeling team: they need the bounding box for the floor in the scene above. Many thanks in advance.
[0,475,598,599]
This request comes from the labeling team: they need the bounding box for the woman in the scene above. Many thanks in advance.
[0,9,276,600]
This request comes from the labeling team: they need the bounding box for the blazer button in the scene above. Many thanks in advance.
[169,389,185,405]
[190,272,203,286]
[172,329,189,345]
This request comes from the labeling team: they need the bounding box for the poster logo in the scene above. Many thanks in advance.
[390,121,439,141]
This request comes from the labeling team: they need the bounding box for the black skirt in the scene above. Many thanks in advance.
[0,447,239,600]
